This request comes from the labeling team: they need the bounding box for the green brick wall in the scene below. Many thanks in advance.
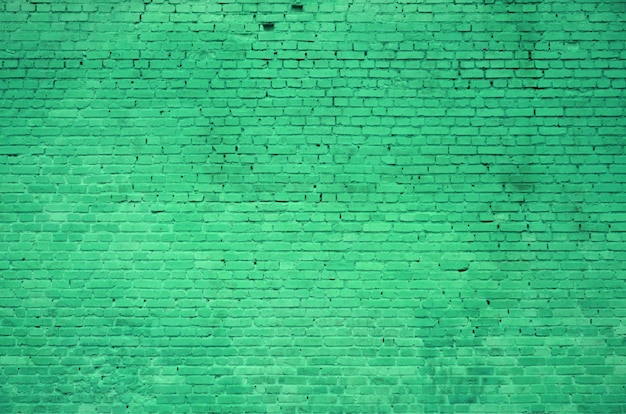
[1,0,626,412]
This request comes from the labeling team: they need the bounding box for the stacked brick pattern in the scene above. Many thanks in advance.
[1,0,626,412]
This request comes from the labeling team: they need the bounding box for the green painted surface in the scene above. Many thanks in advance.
[1,0,626,412]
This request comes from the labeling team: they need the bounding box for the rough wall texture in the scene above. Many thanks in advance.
[1,0,626,413]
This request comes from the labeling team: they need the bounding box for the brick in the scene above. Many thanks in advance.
[1,1,625,413]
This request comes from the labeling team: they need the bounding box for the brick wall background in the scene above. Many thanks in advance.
[1,0,626,412]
